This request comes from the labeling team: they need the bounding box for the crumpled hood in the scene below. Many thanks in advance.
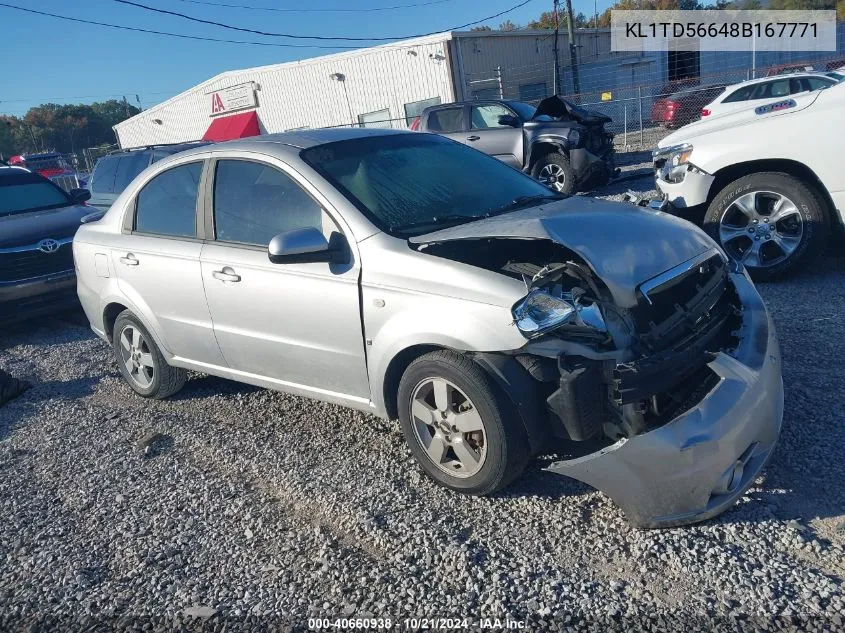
[533,96,612,125]
[0,204,89,248]
[410,197,718,308]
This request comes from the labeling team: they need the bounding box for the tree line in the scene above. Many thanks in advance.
[0,98,140,160]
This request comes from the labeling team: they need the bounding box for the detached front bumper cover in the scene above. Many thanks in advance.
[546,272,783,528]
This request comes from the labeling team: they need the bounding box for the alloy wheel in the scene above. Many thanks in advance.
[409,377,487,478]
[539,164,567,192]
[118,325,155,389]
[719,190,804,269]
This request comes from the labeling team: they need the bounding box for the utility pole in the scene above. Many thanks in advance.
[565,0,580,94]
[552,0,561,95]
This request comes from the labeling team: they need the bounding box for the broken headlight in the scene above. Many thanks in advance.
[512,289,577,338]
[655,143,693,184]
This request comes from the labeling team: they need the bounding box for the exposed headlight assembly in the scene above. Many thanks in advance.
[512,289,577,338]
[655,143,693,184]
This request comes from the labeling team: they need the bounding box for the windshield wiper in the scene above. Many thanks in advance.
[488,194,564,216]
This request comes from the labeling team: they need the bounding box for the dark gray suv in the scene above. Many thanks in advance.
[0,167,94,321]
[417,97,616,194]
[87,142,209,211]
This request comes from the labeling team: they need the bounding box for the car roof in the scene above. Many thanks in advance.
[160,127,416,161]
[723,72,834,91]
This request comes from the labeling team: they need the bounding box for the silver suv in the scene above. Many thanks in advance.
[74,129,783,527]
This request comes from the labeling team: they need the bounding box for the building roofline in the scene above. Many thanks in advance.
[114,31,454,130]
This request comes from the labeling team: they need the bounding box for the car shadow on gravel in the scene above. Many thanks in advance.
[0,376,99,441]
[168,374,262,401]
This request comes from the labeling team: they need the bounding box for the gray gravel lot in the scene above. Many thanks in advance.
[1,165,844,631]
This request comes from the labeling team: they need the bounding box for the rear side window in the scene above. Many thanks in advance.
[90,156,120,193]
[212,159,327,247]
[113,152,151,193]
[722,85,755,103]
[426,108,463,133]
[134,162,203,238]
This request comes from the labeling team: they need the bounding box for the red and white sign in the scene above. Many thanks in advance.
[207,82,258,117]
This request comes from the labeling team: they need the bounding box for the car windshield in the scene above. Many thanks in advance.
[509,101,537,121]
[302,134,561,237]
[0,173,71,217]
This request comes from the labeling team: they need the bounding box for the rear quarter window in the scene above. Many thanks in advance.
[113,153,151,194]
[90,156,120,194]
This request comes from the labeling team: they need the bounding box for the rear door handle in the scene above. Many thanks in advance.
[119,253,139,266]
[466,135,480,141]
[212,267,241,283]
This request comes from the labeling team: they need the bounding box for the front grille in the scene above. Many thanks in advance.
[0,242,75,283]
[635,251,729,354]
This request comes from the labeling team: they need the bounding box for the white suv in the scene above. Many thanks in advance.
[654,81,844,279]
[700,73,838,120]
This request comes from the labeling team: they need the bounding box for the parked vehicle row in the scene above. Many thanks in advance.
[652,71,842,128]
[651,80,844,280]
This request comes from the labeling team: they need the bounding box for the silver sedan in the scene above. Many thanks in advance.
[73,128,782,527]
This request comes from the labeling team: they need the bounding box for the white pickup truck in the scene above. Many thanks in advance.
[652,81,843,280]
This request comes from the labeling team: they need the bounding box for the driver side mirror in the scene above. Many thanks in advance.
[70,188,91,204]
[497,114,520,127]
[268,227,343,264]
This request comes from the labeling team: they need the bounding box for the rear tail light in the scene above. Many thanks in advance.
[701,108,711,117]
[410,117,420,131]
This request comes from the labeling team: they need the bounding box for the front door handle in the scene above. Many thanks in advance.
[119,253,139,266]
[466,135,480,141]
[212,267,241,283]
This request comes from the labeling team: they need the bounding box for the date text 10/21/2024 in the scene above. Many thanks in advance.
[307,617,527,630]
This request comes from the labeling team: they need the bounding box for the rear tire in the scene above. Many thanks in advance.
[112,310,186,399]
[397,350,530,496]
[532,152,575,194]
[703,172,829,281]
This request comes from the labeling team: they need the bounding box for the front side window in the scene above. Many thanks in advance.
[471,104,514,129]
[302,134,560,237]
[751,79,791,100]
[0,174,71,217]
[404,97,441,125]
[213,159,328,247]
[134,162,203,238]
[426,108,463,133]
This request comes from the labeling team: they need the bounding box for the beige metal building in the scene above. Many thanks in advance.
[113,29,640,147]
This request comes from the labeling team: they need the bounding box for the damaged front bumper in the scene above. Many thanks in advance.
[570,147,619,189]
[545,271,783,528]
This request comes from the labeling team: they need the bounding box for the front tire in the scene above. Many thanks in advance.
[397,351,530,496]
[532,152,575,194]
[112,310,187,399]
[703,172,829,281]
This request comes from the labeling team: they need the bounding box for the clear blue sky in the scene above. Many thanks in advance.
[0,0,614,117]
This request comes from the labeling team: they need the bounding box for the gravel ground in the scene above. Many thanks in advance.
[1,166,844,632]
